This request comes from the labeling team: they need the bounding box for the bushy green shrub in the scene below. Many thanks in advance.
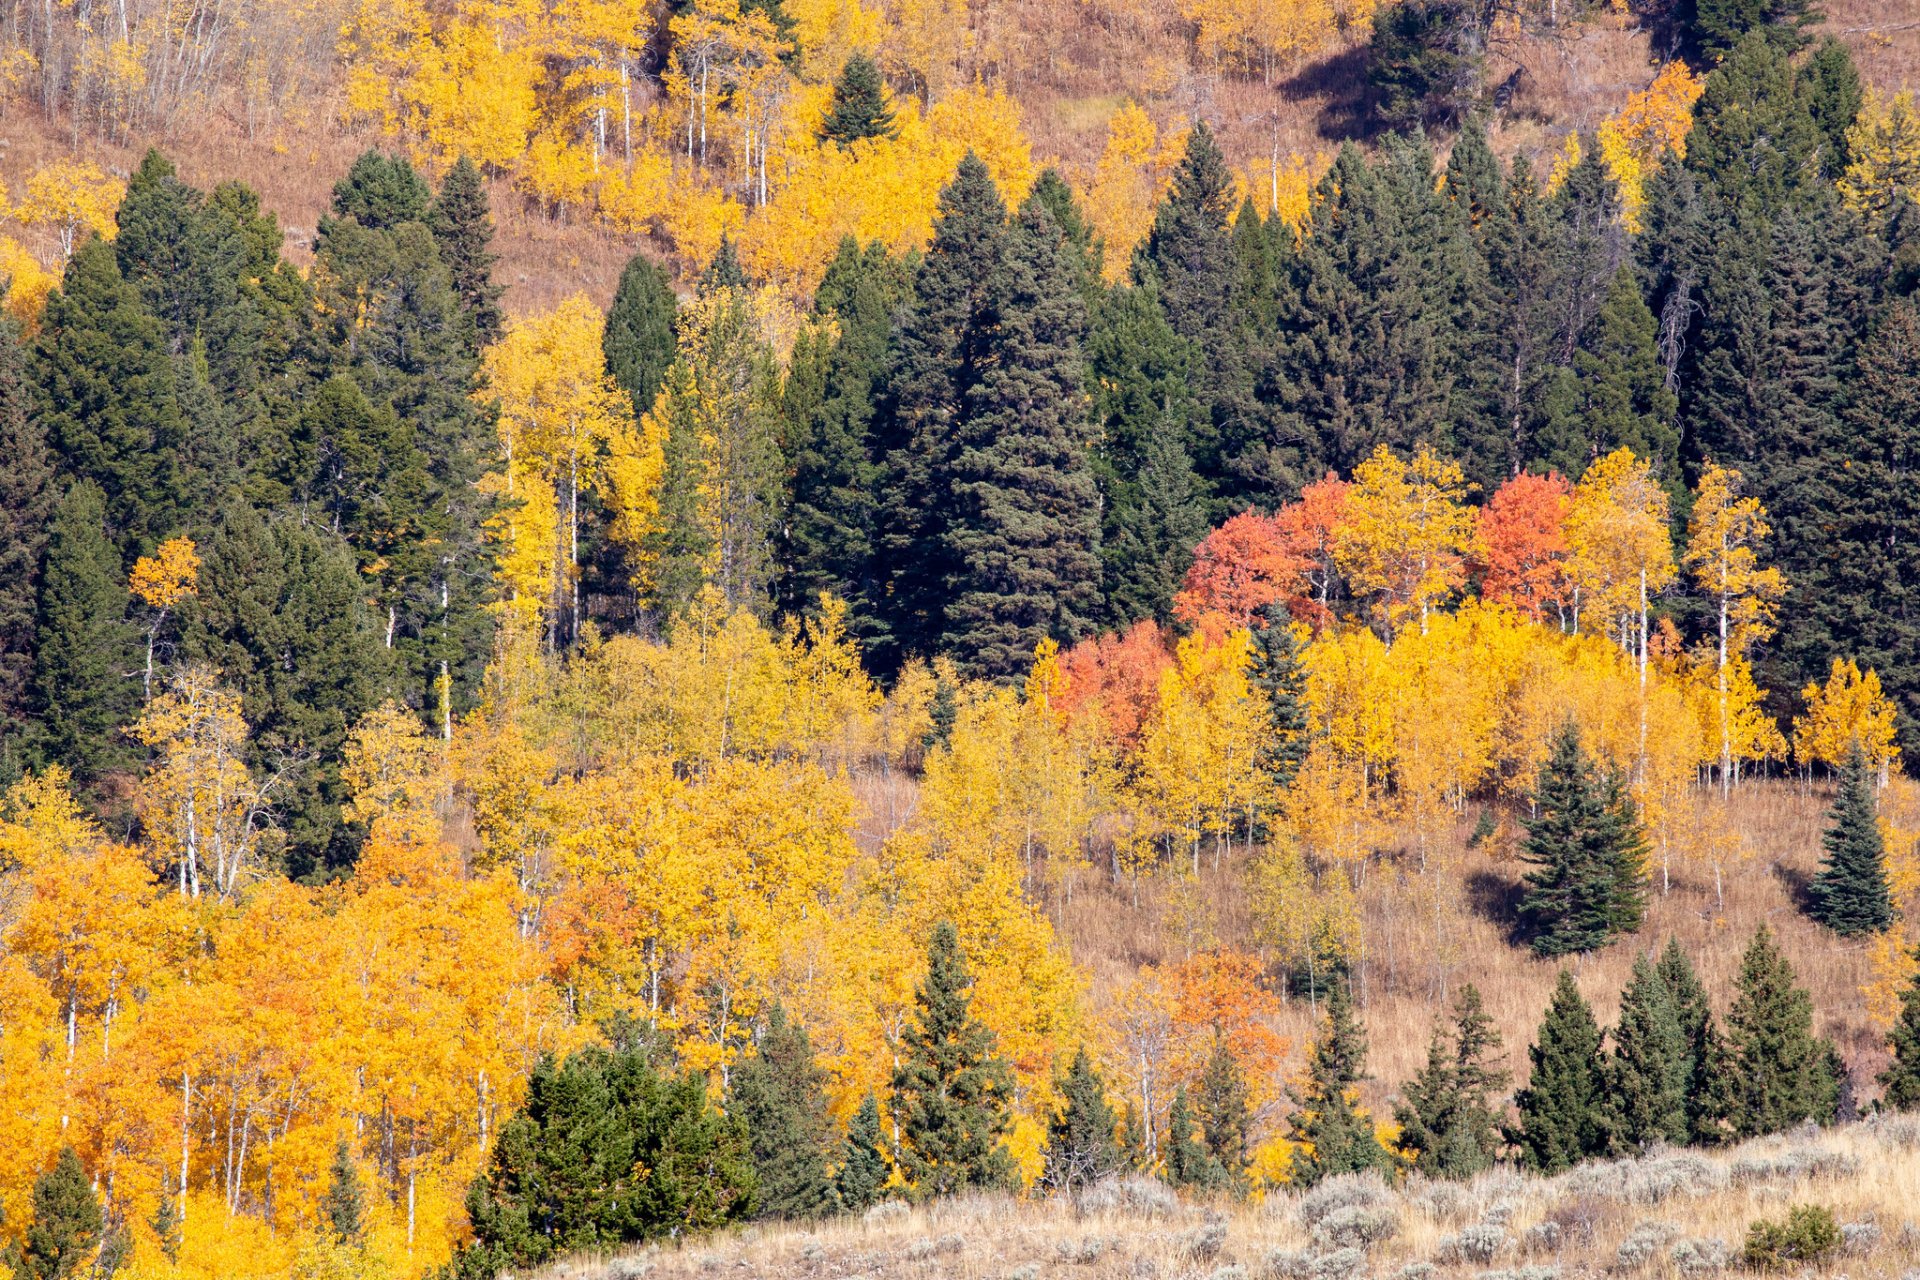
[1741,1205,1839,1269]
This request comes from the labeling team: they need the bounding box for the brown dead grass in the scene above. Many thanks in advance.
[544,1117,1920,1280]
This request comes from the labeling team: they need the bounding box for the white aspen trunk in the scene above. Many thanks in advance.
[179,1073,192,1224]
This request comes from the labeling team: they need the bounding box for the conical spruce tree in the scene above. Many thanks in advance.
[700,237,747,294]
[1655,937,1735,1144]
[1726,926,1841,1137]
[890,922,1017,1197]
[0,314,53,752]
[937,194,1101,678]
[330,149,432,230]
[1161,1085,1224,1190]
[431,155,505,349]
[834,1093,892,1211]
[19,1148,102,1280]
[819,52,896,145]
[603,253,679,421]
[731,1003,836,1219]
[1285,983,1395,1187]
[1394,984,1507,1179]
[1606,954,1691,1153]
[1808,746,1894,936]
[1880,948,1920,1111]
[1507,970,1608,1173]
[1195,1040,1254,1190]
[322,1142,365,1244]
[1250,606,1310,795]
[1801,38,1864,179]
[31,480,141,784]
[1536,266,1680,492]
[1518,723,1647,956]
[1041,1046,1121,1194]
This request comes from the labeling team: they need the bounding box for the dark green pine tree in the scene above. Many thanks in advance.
[1194,1040,1254,1190]
[730,1003,836,1219]
[833,1094,892,1211]
[111,150,247,361]
[819,52,897,145]
[776,237,910,627]
[874,152,1009,672]
[180,503,391,877]
[1682,33,1822,215]
[1518,724,1647,956]
[1026,168,1105,307]
[700,236,747,294]
[31,481,141,785]
[1085,280,1207,628]
[453,1044,755,1279]
[1800,38,1864,180]
[33,237,189,554]
[149,1192,181,1264]
[1880,948,1920,1111]
[938,194,1101,679]
[603,253,680,420]
[0,314,54,760]
[1132,122,1256,501]
[1606,954,1691,1153]
[322,1141,366,1243]
[1367,0,1486,131]
[1506,970,1608,1173]
[1284,983,1395,1187]
[1725,926,1841,1137]
[1249,606,1310,796]
[1536,265,1679,491]
[1041,1046,1122,1194]
[331,149,433,230]
[1393,983,1507,1180]
[1808,746,1894,936]
[890,922,1018,1197]
[431,155,505,350]
[1161,1085,1224,1190]
[1465,150,1561,493]
[1687,0,1825,62]
[1655,937,1735,1144]
[18,1148,102,1280]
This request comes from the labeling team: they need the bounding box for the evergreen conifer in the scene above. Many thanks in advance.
[330,150,432,230]
[819,53,896,145]
[1726,926,1840,1137]
[603,253,679,421]
[731,1004,836,1219]
[1801,38,1864,178]
[1041,1046,1122,1194]
[834,1094,892,1211]
[1284,984,1395,1187]
[1393,984,1507,1179]
[19,1148,102,1280]
[430,156,504,349]
[1655,938,1735,1144]
[0,315,53,751]
[1879,948,1920,1111]
[1606,954,1691,1153]
[32,481,141,783]
[1195,1040,1253,1190]
[1507,970,1608,1173]
[890,922,1017,1196]
[1807,745,1894,936]
[1518,724,1647,956]
[1161,1085,1223,1190]
[322,1141,365,1243]
[1250,607,1310,795]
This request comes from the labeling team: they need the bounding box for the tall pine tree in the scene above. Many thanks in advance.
[18,1148,102,1280]
[819,53,896,145]
[31,481,141,784]
[1656,938,1735,1144]
[1041,1046,1121,1194]
[0,314,53,763]
[1393,983,1507,1179]
[1725,926,1840,1137]
[1507,970,1608,1173]
[603,253,679,421]
[1195,1040,1253,1190]
[1518,724,1649,955]
[1284,983,1395,1187]
[731,1003,835,1219]
[431,155,505,350]
[889,922,1017,1197]
[1807,745,1894,936]
[834,1094,892,1210]
[1605,954,1691,1153]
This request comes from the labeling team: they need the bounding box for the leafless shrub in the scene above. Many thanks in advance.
[1296,1172,1395,1228]
[1179,1221,1229,1262]
[1056,1235,1119,1264]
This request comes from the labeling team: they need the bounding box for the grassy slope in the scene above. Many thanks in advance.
[545,1118,1920,1280]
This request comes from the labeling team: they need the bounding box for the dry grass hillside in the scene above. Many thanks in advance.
[2,4,1916,314]
[544,1118,1920,1280]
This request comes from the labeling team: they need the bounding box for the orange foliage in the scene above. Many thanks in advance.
[1174,510,1303,629]
[1057,620,1174,749]
[1476,471,1572,624]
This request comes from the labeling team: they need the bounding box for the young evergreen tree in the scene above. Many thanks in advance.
[322,1142,365,1244]
[938,195,1101,678]
[700,237,747,294]
[1026,168,1105,307]
[1880,949,1920,1111]
[603,253,679,421]
[819,52,896,145]
[1518,724,1647,956]
[1195,1040,1254,1190]
[1506,970,1608,1173]
[731,1003,836,1219]
[890,922,1018,1197]
[1725,926,1840,1137]
[430,155,505,349]
[331,150,432,230]
[453,1044,755,1279]
[18,1148,102,1280]
[1249,606,1310,795]
[1393,984,1507,1180]
[1041,1046,1122,1194]
[1367,0,1487,131]
[1800,38,1864,179]
[874,153,1009,671]
[0,314,53,755]
[1687,0,1824,61]
[834,1093,892,1211]
[1161,1085,1224,1190]
[1606,954,1691,1153]
[1655,937,1735,1144]
[1807,746,1894,936]
[1284,984,1395,1187]
[31,480,141,784]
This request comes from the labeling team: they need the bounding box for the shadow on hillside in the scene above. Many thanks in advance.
[1275,43,1377,144]
[1770,860,1816,918]
[1465,868,1527,947]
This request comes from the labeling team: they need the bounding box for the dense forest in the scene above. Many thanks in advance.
[4,0,1920,1278]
